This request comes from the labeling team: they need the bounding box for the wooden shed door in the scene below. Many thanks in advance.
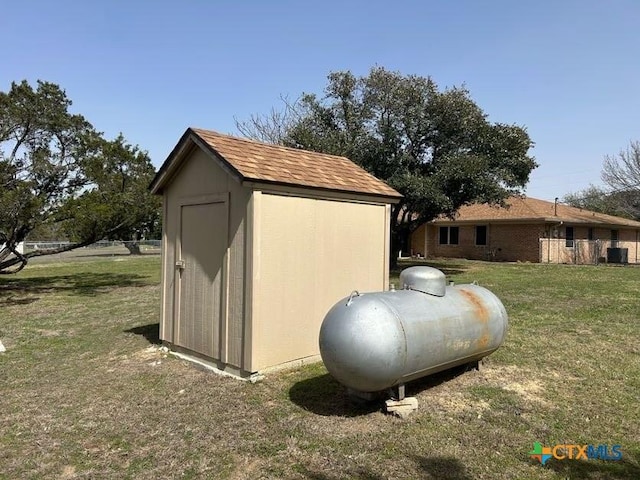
[175,200,228,359]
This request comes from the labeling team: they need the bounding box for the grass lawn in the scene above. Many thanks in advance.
[1,255,639,479]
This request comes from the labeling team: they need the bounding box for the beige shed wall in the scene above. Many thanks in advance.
[250,193,390,372]
[160,147,251,370]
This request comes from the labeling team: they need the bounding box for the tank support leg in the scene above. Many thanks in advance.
[385,385,418,418]
[397,384,405,401]
[469,360,481,371]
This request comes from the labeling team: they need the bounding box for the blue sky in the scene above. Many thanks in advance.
[2,0,639,201]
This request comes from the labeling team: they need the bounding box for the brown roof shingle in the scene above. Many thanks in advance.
[433,196,640,228]
[190,128,401,199]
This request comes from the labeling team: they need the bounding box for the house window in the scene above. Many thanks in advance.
[439,226,459,245]
[611,229,619,247]
[588,228,594,241]
[565,226,574,248]
[475,225,487,246]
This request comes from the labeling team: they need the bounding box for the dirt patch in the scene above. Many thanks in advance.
[427,390,491,415]
[101,345,170,373]
[502,379,546,404]
[60,465,76,479]
[415,364,551,415]
[131,345,169,361]
[477,364,550,406]
[36,329,63,337]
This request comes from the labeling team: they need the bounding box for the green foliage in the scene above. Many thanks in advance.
[59,135,160,245]
[0,80,159,272]
[238,67,536,256]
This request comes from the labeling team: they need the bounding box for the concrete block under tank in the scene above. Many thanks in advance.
[319,266,508,393]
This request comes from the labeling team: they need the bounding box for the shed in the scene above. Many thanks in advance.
[150,128,402,377]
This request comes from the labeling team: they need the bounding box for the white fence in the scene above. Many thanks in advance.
[23,240,161,252]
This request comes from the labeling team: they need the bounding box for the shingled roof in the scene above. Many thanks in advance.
[150,128,401,200]
[431,196,640,228]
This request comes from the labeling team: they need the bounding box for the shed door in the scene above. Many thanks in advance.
[175,200,228,359]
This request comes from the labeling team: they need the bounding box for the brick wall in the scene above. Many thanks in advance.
[489,224,544,262]
[409,222,640,263]
[411,223,543,262]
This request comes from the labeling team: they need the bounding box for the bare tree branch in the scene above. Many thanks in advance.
[601,141,640,219]
[234,94,304,144]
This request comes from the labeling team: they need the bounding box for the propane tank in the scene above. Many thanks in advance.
[319,266,508,393]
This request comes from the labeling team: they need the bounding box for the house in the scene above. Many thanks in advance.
[410,196,640,264]
[150,128,401,377]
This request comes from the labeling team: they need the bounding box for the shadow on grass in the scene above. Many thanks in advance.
[0,295,41,306]
[298,467,385,480]
[414,456,473,480]
[404,363,478,396]
[289,364,474,417]
[298,456,471,479]
[289,373,381,417]
[124,323,161,345]
[0,272,150,305]
[545,452,640,480]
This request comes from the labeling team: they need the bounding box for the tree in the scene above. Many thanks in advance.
[235,95,304,144]
[0,80,159,273]
[563,185,634,218]
[601,141,640,219]
[59,135,160,255]
[236,67,536,261]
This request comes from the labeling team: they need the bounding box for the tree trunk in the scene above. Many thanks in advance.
[0,242,28,274]
[390,226,411,272]
[125,242,142,255]
[390,239,399,271]
[1,222,127,274]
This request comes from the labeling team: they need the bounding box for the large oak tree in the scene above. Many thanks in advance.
[0,80,159,273]
[237,67,537,261]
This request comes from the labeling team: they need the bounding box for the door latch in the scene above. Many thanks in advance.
[175,260,185,270]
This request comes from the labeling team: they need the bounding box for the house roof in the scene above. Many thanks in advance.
[432,196,640,228]
[150,128,402,200]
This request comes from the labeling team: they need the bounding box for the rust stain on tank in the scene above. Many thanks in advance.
[477,332,490,348]
[459,289,491,348]
[459,289,489,323]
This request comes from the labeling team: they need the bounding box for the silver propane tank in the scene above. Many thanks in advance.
[319,266,508,394]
